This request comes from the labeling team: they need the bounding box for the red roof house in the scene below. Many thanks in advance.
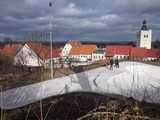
[146,49,159,58]
[130,48,147,59]
[50,48,61,58]
[67,40,82,47]
[27,42,50,60]
[69,45,97,55]
[2,44,22,57]
[130,48,159,59]
[105,45,133,56]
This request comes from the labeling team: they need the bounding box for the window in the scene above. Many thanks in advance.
[144,35,148,38]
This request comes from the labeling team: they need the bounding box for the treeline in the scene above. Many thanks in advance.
[152,40,160,49]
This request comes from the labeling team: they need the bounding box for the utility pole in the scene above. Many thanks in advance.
[0,86,3,120]
[49,1,53,79]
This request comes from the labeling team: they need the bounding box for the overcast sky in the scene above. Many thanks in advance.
[0,0,160,42]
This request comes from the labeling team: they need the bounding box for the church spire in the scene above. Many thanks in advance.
[141,20,148,30]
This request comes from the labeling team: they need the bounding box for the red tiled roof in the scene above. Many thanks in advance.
[2,44,22,57]
[130,48,147,58]
[106,45,133,56]
[69,47,80,55]
[130,48,159,58]
[67,40,82,47]
[146,49,159,57]
[27,42,50,60]
[0,45,4,50]
[69,44,97,55]
[50,48,61,58]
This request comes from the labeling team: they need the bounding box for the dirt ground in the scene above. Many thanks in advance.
[2,92,160,120]
[0,64,105,91]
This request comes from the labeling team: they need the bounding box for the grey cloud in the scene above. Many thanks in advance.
[0,0,160,41]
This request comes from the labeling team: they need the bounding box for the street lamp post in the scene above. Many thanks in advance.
[0,86,3,120]
[49,1,53,79]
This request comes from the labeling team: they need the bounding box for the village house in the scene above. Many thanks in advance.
[130,47,159,61]
[50,48,61,63]
[69,44,97,62]
[92,48,106,62]
[14,43,50,67]
[105,45,133,60]
[61,40,81,57]
[2,44,22,59]
[45,48,61,68]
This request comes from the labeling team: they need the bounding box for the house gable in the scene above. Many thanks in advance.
[61,43,72,56]
[14,44,44,67]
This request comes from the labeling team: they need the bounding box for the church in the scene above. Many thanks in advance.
[137,20,152,49]
[105,20,160,60]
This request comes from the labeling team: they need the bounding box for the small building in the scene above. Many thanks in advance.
[45,48,61,68]
[50,48,61,62]
[130,47,147,60]
[92,48,106,62]
[105,45,133,60]
[69,44,97,62]
[2,44,22,57]
[61,40,81,57]
[14,43,50,67]
[130,47,159,61]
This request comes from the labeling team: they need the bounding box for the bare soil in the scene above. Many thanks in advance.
[0,64,105,91]
[2,92,160,120]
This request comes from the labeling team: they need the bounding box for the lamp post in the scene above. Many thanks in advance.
[49,1,53,79]
[0,86,3,120]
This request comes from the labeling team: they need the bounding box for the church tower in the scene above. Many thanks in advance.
[137,20,152,49]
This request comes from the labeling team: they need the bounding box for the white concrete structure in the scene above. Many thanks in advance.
[14,44,44,67]
[137,20,152,49]
[92,49,105,61]
[1,62,160,109]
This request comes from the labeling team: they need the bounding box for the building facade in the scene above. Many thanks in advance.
[61,40,81,57]
[69,44,97,62]
[105,45,133,60]
[137,20,152,49]
[92,49,106,62]
[14,44,44,67]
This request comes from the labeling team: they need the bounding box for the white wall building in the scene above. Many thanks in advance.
[61,43,72,57]
[92,49,105,62]
[70,55,89,62]
[61,40,82,57]
[14,44,44,67]
[69,44,96,62]
[137,20,152,49]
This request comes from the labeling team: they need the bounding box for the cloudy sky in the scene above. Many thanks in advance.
[0,0,160,42]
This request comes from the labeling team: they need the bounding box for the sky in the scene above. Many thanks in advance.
[1,0,160,42]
